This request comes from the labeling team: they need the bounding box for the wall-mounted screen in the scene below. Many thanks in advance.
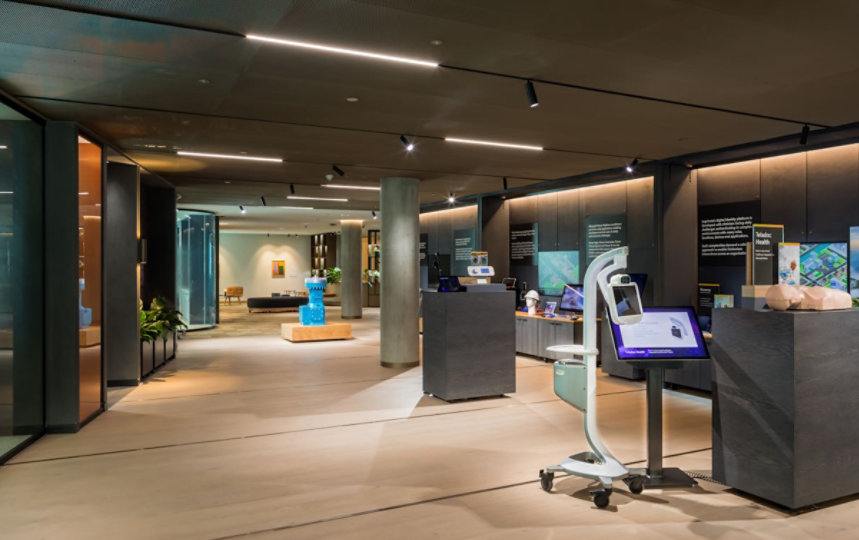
[800,243,848,291]
[537,250,579,295]
[559,284,585,311]
[610,307,709,360]
[851,227,859,302]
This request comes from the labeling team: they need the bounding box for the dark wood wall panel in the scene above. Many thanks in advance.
[806,145,859,242]
[660,166,699,306]
[581,182,627,217]
[626,177,655,248]
[419,206,478,265]
[556,189,580,250]
[698,160,761,205]
[536,192,558,251]
[760,152,808,243]
[508,196,537,224]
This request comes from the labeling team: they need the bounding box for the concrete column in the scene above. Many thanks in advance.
[380,177,420,368]
[340,220,363,319]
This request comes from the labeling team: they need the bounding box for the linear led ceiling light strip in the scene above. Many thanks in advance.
[288,195,349,202]
[322,184,380,191]
[445,137,543,151]
[177,150,283,163]
[246,35,438,68]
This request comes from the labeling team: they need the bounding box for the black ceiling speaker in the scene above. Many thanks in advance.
[525,80,539,108]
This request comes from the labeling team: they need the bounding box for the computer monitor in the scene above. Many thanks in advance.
[437,276,465,292]
[559,284,585,312]
[610,306,709,360]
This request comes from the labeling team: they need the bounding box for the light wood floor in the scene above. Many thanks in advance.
[0,306,856,539]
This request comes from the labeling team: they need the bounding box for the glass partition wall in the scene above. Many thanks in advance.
[0,101,44,461]
[176,210,216,330]
[78,136,102,423]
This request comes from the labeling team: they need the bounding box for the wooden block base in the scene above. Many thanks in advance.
[281,322,352,342]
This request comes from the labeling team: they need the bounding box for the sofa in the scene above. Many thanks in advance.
[247,296,309,312]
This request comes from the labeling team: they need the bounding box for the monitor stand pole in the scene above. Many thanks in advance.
[642,364,699,488]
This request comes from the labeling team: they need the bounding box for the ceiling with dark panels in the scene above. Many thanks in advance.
[1,0,859,211]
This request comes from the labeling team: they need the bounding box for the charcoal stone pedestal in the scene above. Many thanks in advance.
[422,290,515,401]
[711,308,859,509]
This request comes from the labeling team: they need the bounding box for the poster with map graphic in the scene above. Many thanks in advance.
[850,227,859,301]
[537,250,579,294]
[800,243,848,291]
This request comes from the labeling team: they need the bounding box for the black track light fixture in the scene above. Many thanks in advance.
[525,80,539,108]
[800,124,810,145]
[371,210,377,220]
[400,134,415,152]
[260,196,267,206]
[332,164,345,176]
[502,176,508,190]
[239,205,245,214]
[290,183,296,195]
[448,192,455,203]
[625,158,639,174]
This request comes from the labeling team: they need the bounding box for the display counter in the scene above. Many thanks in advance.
[710,308,859,509]
[422,290,515,401]
[515,312,601,362]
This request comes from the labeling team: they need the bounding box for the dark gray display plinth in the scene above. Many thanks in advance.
[422,290,515,401]
[711,308,859,509]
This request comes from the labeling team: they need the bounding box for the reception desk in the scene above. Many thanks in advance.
[711,308,859,509]
[422,289,515,401]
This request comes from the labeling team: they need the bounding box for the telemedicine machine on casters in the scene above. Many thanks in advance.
[539,246,645,508]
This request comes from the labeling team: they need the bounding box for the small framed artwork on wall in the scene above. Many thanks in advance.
[272,260,286,278]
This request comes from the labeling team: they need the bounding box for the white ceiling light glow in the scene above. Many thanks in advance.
[322,184,380,191]
[177,151,283,163]
[288,195,349,203]
[277,206,315,210]
[0,145,7,150]
[246,34,438,68]
[445,137,543,151]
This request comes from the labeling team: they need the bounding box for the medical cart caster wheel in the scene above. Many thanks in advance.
[625,475,645,494]
[592,489,611,508]
[539,470,554,492]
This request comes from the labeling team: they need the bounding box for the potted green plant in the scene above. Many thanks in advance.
[149,296,187,366]
[139,303,162,376]
[139,297,187,377]
[325,267,342,304]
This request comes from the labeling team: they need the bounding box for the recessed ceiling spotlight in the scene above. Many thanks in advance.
[323,184,380,191]
[430,39,443,46]
[177,151,283,163]
[445,137,542,151]
[288,195,349,202]
[400,135,415,152]
[198,78,210,84]
[346,96,359,103]
[246,34,438,68]
[625,158,639,173]
[224,181,231,184]
[525,80,539,108]
[332,164,345,176]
